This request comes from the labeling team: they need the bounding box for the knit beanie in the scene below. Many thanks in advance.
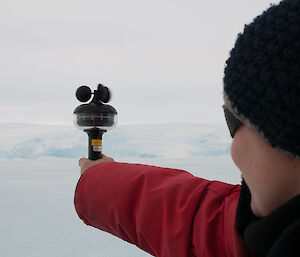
[223,0,300,160]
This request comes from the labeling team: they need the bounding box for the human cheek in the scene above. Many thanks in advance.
[231,137,242,169]
[230,132,251,175]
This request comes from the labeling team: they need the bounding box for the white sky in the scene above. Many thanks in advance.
[0,0,280,126]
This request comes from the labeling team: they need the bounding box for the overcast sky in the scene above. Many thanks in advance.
[0,0,280,126]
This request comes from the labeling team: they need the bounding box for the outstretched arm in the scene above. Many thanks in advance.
[74,159,246,257]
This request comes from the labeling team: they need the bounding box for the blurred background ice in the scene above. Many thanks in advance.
[0,122,241,257]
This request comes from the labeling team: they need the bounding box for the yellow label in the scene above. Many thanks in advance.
[92,139,102,146]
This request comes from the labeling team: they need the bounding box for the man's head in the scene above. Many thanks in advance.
[223,0,300,217]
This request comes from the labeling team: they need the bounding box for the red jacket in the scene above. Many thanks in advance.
[74,162,256,257]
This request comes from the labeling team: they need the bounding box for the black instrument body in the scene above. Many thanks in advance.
[74,84,118,160]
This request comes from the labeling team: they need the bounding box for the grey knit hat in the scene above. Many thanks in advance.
[223,0,300,160]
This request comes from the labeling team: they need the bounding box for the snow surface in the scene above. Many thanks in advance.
[0,123,242,257]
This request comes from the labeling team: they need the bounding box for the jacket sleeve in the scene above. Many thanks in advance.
[74,162,252,257]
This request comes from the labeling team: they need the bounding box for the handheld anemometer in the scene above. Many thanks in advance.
[73,84,118,160]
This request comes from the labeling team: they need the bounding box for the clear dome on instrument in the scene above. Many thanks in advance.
[73,112,118,131]
[73,102,118,131]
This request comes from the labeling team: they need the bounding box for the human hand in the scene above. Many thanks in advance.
[78,154,115,175]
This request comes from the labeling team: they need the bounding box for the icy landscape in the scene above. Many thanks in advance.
[0,122,242,257]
